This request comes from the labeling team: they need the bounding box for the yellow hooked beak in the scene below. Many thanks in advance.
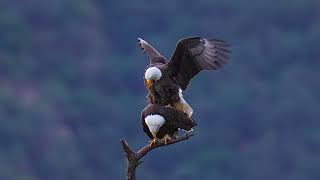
[152,132,157,138]
[146,79,154,89]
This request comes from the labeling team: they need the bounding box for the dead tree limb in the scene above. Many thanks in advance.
[121,132,195,180]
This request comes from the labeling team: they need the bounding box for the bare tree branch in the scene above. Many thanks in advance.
[121,132,195,180]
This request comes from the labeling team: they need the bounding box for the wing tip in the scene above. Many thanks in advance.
[138,38,147,54]
[207,38,231,48]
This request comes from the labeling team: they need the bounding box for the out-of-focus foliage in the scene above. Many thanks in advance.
[0,0,319,179]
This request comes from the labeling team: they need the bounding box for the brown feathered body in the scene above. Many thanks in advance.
[141,104,197,139]
[145,63,180,105]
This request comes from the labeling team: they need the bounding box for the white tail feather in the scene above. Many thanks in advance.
[174,89,193,117]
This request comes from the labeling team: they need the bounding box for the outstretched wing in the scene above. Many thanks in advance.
[138,38,166,64]
[166,37,231,90]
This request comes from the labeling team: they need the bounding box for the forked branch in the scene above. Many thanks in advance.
[121,132,195,180]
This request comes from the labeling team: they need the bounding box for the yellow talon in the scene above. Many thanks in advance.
[150,138,158,146]
[163,134,172,145]
[149,132,158,146]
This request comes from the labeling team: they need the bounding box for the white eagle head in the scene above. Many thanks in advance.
[145,114,165,138]
[144,66,162,88]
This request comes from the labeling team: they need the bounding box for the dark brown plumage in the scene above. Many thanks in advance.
[141,104,196,140]
[167,37,231,89]
[139,37,231,116]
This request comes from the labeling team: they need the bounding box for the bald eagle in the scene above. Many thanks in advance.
[138,37,231,117]
[141,104,196,145]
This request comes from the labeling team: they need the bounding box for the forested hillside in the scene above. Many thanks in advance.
[0,0,319,179]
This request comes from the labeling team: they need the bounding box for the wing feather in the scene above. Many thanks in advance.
[157,105,196,131]
[138,38,166,64]
[166,37,231,90]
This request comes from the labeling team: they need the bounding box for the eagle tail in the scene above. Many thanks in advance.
[173,89,193,117]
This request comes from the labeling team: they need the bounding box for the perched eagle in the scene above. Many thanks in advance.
[141,104,196,145]
[138,37,231,117]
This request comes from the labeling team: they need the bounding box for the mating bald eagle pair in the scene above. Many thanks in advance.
[139,37,231,145]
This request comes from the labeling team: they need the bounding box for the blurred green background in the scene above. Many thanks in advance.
[0,0,319,179]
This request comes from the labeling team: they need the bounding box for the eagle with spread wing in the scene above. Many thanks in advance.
[139,37,231,117]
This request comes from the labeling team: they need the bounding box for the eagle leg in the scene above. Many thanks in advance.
[163,134,173,145]
[149,137,159,146]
